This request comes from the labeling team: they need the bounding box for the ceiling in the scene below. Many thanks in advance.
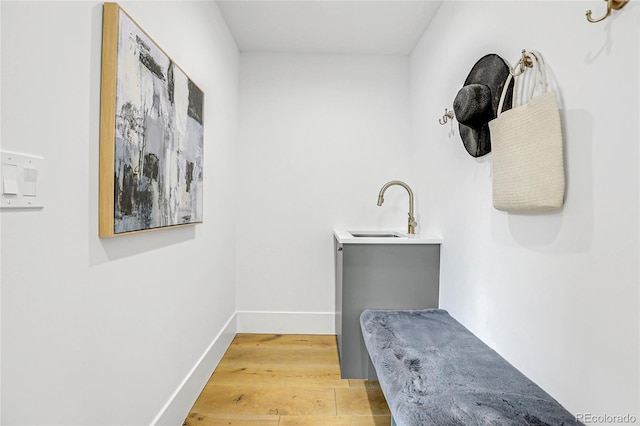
[217,1,443,55]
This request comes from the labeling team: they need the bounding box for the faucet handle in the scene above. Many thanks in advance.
[408,216,418,234]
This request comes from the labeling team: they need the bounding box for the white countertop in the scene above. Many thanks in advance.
[333,228,442,245]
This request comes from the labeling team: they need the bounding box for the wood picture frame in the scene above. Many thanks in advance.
[99,3,204,237]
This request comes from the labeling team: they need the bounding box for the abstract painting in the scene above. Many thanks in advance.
[99,3,204,237]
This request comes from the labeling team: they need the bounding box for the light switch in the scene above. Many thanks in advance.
[1,150,44,209]
[23,167,38,196]
[2,163,19,195]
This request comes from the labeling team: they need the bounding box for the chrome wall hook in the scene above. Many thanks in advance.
[586,0,629,23]
[438,108,455,125]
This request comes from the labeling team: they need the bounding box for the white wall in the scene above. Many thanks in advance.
[235,53,412,332]
[1,2,239,425]
[410,0,639,420]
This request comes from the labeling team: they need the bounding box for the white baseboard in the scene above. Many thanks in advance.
[236,310,336,334]
[150,310,335,425]
[151,313,237,426]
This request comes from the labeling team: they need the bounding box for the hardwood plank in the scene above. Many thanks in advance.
[221,345,340,364]
[192,385,336,416]
[209,364,346,389]
[230,334,338,350]
[183,412,279,426]
[335,387,391,416]
[279,415,392,426]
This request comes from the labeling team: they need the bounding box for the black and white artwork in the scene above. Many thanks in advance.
[113,8,204,234]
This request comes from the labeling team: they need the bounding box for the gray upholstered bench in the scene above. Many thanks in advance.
[360,309,582,426]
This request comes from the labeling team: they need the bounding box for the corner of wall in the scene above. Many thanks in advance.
[151,312,237,426]
[236,311,335,335]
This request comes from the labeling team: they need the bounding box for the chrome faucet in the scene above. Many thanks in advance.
[377,180,418,235]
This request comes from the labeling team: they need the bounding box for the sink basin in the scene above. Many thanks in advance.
[349,231,406,238]
[335,228,442,244]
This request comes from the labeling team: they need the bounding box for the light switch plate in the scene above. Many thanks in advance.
[1,150,44,209]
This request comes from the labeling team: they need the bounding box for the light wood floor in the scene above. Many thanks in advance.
[183,334,391,426]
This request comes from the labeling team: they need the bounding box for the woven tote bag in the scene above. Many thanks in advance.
[489,50,565,212]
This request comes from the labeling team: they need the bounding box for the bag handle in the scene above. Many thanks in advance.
[496,73,515,116]
[497,50,548,116]
[527,50,547,98]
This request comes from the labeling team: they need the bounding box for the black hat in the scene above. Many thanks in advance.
[453,54,514,157]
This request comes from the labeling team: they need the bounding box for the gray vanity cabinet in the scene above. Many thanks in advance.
[335,237,440,379]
